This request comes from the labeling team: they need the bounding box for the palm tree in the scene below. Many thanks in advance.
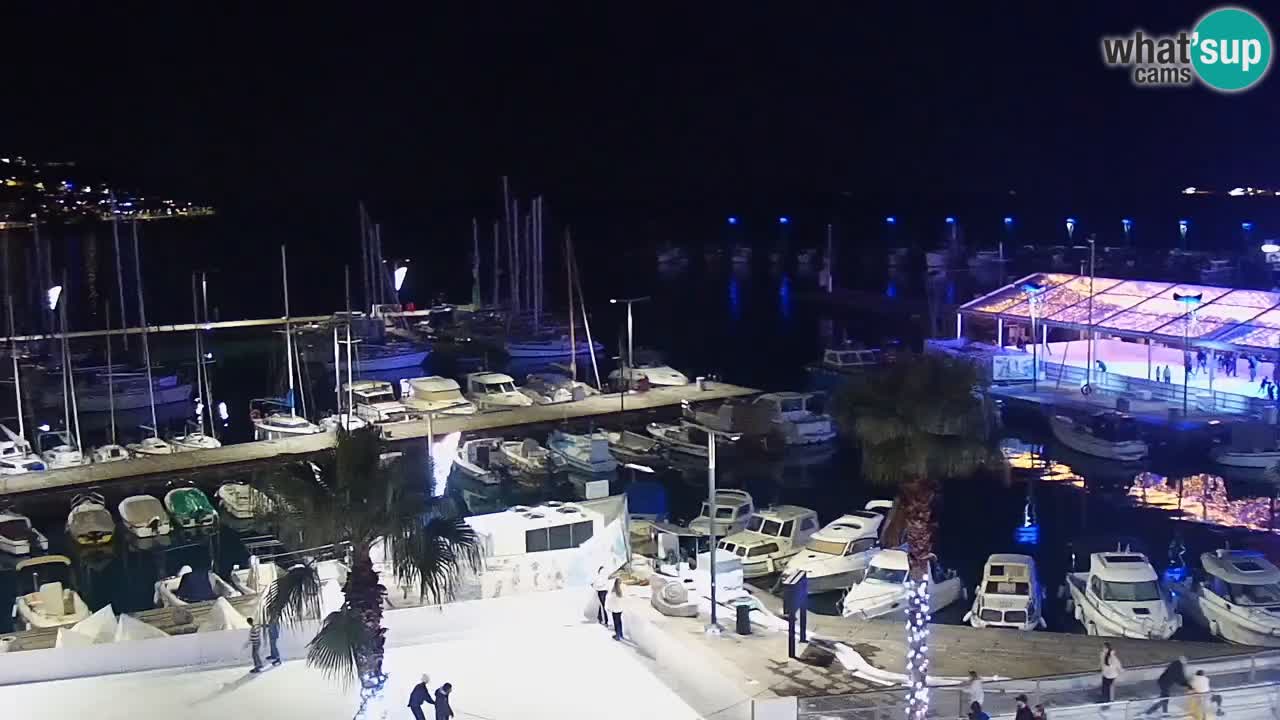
[833,353,1002,720]
[257,427,479,714]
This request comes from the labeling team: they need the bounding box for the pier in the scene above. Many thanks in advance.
[0,381,758,496]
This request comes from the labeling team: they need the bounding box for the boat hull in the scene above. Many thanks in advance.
[1049,416,1148,462]
[1212,448,1280,469]
[327,350,429,371]
[73,383,192,413]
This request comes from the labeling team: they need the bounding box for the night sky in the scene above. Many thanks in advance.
[4,3,1279,236]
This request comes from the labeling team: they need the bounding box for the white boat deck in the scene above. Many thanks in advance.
[0,382,757,496]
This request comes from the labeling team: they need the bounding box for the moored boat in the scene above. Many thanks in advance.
[965,553,1045,630]
[0,509,49,555]
[499,438,559,474]
[547,430,618,473]
[12,555,91,630]
[66,493,114,546]
[164,487,218,528]
[455,437,503,484]
[217,483,271,520]
[781,501,893,593]
[1174,549,1280,646]
[1049,412,1148,462]
[1063,550,1180,639]
[841,549,966,620]
[153,565,244,607]
[118,495,171,538]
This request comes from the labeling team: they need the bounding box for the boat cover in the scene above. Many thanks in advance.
[197,597,249,632]
[0,519,32,543]
[115,613,168,642]
[176,570,217,602]
[57,604,117,646]
[169,490,214,520]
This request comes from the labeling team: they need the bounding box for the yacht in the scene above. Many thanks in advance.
[344,380,415,425]
[608,351,690,388]
[464,372,534,411]
[154,565,245,607]
[43,371,192,413]
[805,346,883,379]
[780,501,894,593]
[66,493,114,547]
[1209,424,1280,469]
[547,430,618,473]
[753,392,837,446]
[0,510,49,555]
[1063,550,1181,639]
[687,489,755,537]
[91,444,130,463]
[252,410,325,441]
[1174,550,1280,646]
[327,340,429,371]
[605,429,660,464]
[841,549,966,620]
[12,555,91,630]
[399,376,478,415]
[118,495,171,538]
[1049,412,1148,462]
[37,430,89,469]
[455,437,503,483]
[0,432,45,475]
[1211,446,1280,469]
[965,553,1045,630]
[504,335,604,359]
[716,505,820,578]
[171,428,223,452]
[499,438,559,474]
[646,421,729,458]
[519,372,598,405]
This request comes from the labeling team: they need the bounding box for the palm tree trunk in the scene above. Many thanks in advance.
[902,474,936,720]
[347,546,388,688]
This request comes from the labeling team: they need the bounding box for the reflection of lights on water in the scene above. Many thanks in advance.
[217,402,228,421]
[430,431,461,497]
[1129,472,1277,534]
[1002,448,1085,488]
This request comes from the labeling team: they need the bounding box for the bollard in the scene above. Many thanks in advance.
[736,602,752,635]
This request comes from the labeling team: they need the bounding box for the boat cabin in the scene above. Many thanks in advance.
[968,553,1042,629]
[755,392,825,420]
[465,372,530,406]
[400,376,476,414]
[1196,550,1280,608]
[1091,412,1140,442]
[718,505,820,577]
[343,380,413,424]
[687,489,754,537]
[822,348,881,370]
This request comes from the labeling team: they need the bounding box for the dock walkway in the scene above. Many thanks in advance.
[0,382,757,496]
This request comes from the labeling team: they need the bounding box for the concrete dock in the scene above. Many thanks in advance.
[0,382,758,496]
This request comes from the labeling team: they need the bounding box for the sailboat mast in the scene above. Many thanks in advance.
[60,270,82,450]
[281,245,296,417]
[492,220,500,307]
[502,176,512,309]
[191,274,208,435]
[359,202,370,314]
[105,299,116,445]
[568,231,602,388]
[344,266,355,426]
[7,296,24,443]
[132,221,159,438]
[566,228,577,381]
[513,197,521,316]
[110,195,129,350]
[472,218,481,307]
[201,272,217,441]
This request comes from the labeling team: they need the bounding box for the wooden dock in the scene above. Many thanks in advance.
[0,382,758,497]
[5,593,261,651]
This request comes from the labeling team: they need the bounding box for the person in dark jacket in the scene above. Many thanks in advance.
[434,682,454,720]
[1144,658,1191,715]
[407,674,434,720]
[968,701,990,720]
[1014,694,1034,720]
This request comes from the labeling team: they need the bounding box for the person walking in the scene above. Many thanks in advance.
[408,674,435,720]
[264,616,282,666]
[245,617,265,673]
[1032,704,1048,720]
[434,682,455,720]
[592,565,612,628]
[1144,657,1191,715]
[1100,641,1122,702]
[1014,694,1034,720]
[606,576,626,641]
[966,670,984,710]
[1249,356,1258,382]
[1164,365,1172,384]
[1188,669,1210,720]
[968,702,990,720]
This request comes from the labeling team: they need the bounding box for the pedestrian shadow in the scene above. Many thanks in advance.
[191,669,264,705]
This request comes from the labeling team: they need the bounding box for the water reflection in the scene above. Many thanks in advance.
[1129,472,1279,535]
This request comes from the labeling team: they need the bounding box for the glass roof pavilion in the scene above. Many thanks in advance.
[960,272,1280,353]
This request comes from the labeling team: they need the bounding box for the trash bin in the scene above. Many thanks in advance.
[736,602,752,635]
[1115,397,1130,413]
[696,376,707,391]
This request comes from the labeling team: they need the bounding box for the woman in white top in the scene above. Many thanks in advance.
[605,577,625,641]
[1188,669,1211,720]
[591,566,613,627]
[1099,641,1123,702]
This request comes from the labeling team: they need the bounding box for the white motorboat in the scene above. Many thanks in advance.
[1174,550,1280,646]
[252,409,324,441]
[327,341,429,371]
[805,346,883,379]
[1049,412,1147,462]
[343,380,415,424]
[841,549,966,620]
[217,483,271,520]
[965,553,1046,630]
[781,501,893,593]
[320,412,369,432]
[1208,423,1279,469]
[0,510,49,555]
[716,505,820,578]
[605,429,660,463]
[519,372,598,405]
[455,437,503,483]
[66,493,114,547]
[128,436,176,456]
[1063,550,1181,639]
[399,376,478,414]
[464,372,534,411]
[687,489,755,537]
[91,444,130,463]
[40,371,191,412]
[609,351,690,389]
[164,487,219,529]
[0,433,46,475]
[646,421,735,457]
[171,424,223,452]
[37,430,89,469]
[499,438,559,474]
[154,565,244,607]
[12,555,91,630]
[118,495,171,538]
[1211,447,1280,469]
[547,430,618,473]
[753,392,838,446]
[505,335,604,359]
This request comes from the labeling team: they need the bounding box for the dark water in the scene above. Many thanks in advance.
[2,249,1278,640]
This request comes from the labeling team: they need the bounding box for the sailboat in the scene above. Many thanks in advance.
[253,246,323,441]
[320,268,368,432]
[171,273,222,452]
[1,298,43,474]
[41,273,89,469]
[92,300,130,463]
[123,221,177,457]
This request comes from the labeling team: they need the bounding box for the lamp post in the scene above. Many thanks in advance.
[1179,219,1189,251]
[1085,234,1096,392]
[1002,216,1013,261]
[1174,292,1203,416]
[1022,282,1046,392]
[691,423,741,635]
[1122,218,1133,246]
[1243,222,1255,251]
[608,296,650,390]
[1066,217,1076,243]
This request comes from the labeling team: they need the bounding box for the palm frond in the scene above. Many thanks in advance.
[387,505,481,604]
[265,561,324,627]
[306,607,372,686]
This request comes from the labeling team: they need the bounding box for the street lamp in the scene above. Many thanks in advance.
[1179,219,1189,250]
[608,296,650,390]
[1122,218,1133,246]
[1021,282,1047,391]
[691,423,742,635]
[1065,217,1077,242]
[1173,292,1203,416]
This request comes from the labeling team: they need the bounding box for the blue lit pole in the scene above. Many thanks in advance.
[1179,219,1189,251]
[1243,222,1255,252]
[1174,292,1203,415]
[1023,282,1046,392]
[1002,216,1014,261]
[1122,218,1133,247]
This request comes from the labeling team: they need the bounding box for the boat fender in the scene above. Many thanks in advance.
[1081,384,1093,396]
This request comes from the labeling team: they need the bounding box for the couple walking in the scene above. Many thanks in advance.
[408,674,455,720]
[593,565,626,641]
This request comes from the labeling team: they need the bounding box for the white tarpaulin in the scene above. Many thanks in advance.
[197,597,249,632]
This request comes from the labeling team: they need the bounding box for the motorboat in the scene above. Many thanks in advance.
[505,335,604,359]
[91,444,130,463]
[841,549,966,620]
[716,505,820,578]
[1174,550,1280,646]
[1049,412,1147,462]
[320,412,369,432]
[646,421,735,458]
[164,487,218,529]
[1210,424,1280,469]
[519,372,598,405]
[40,371,191,413]
[343,380,415,424]
[0,509,49,555]
[171,422,223,452]
[1212,447,1280,469]
[606,429,660,463]
[499,438,559,474]
[753,392,838,446]
[464,372,534,411]
[154,565,244,607]
[37,430,89,469]
[608,351,690,388]
[217,483,271,520]
[0,432,46,475]
[547,430,618,473]
[965,553,1046,630]
[118,495,171,538]
[399,376,478,415]
[455,437,503,484]
[12,555,91,630]
[66,493,114,547]
[128,436,177,456]
[1063,550,1181,639]
[250,399,324,440]
[687,489,755,537]
[327,340,429,371]
[805,346,883,379]
[781,501,894,593]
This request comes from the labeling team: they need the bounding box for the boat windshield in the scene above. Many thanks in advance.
[778,397,805,413]
[1101,580,1162,602]
[1228,581,1280,606]
[805,538,849,556]
[484,382,517,394]
[700,503,735,519]
[864,565,907,584]
[746,517,784,536]
[360,390,396,404]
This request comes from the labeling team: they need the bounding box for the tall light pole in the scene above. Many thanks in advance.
[1022,282,1046,392]
[1065,217,1076,243]
[1122,218,1133,246]
[1085,233,1096,391]
[609,296,650,390]
[693,423,741,635]
[1174,292,1202,416]
[1179,219,1190,251]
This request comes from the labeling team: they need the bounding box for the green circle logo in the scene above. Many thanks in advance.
[1192,6,1272,92]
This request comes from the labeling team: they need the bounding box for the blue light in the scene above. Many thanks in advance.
[885,216,896,225]
[886,280,897,298]
[944,216,955,225]
[1014,525,1040,545]
[1122,218,1133,229]
[1243,222,1255,231]
[1179,219,1189,230]
[1003,217,1013,226]
[778,216,789,225]
[727,216,738,225]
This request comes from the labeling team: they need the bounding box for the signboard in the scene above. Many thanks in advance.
[992,354,1035,382]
